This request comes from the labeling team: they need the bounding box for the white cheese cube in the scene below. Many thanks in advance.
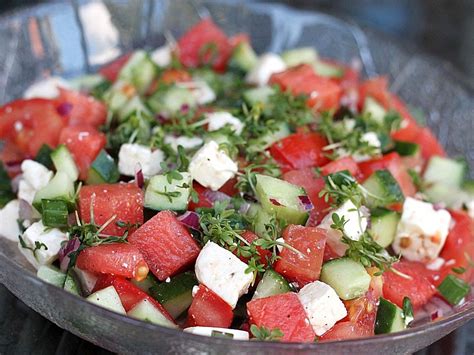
[195,242,253,309]
[23,76,70,99]
[466,200,474,219]
[352,132,382,162]
[18,220,68,269]
[0,199,20,242]
[184,326,249,340]
[164,135,203,151]
[246,53,287,87]
[392,197,451,262]
[18,180,36,206]
[297,281,347,336]
[206,111,244,135]
[21,160,53,190]
[177,80,216,105]
[188,141,238,191]
[73,266,99,295]
[151,44,172,67]
[118,143,164,178]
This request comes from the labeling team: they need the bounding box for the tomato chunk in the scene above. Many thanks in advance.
[78,183,144,236]
[383,261,436,308]
[186,285,234,328]
[274,225,327,287]
[270,133,329,170]
[93,275,174,322]
[128,211,201,281]
[58,125,106,180]
[99,53,132,82]
[188,182,214,211]
[77,243,149,281]
[321,156,361,178]
[0,98,66,157]
[247,292,316,342]
[415,127,446,162]
[57,88,107,127]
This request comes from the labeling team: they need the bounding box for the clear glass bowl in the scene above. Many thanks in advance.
[0,1,473,353]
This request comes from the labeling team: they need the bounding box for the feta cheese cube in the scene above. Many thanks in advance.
[0,199,20,242]
[297,281,347,336]
[206,111,244,135]
[188,141,238,191]
[246,53,287,87]
[73,266,99,296]
[392,197,451,262]
[23,76,70,99]
[177,80,216,105]
[184,326,249,340]
[195,242,253,309]
[352,132,382,162]
[151,44,172,67]
[18,221,68,269]
[164,135,203,151]
[21,160,53,190]
[118,143,164,178]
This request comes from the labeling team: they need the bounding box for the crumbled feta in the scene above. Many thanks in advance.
[0,200,20,242]
[188,141,238,191]
[184,326,249,340]
[164,135,203,151]
[18,160,53,205]
[177,80,216,105]
[297,281,347,336]
[206,111,244,135]
[118,143,164,178]
[246,53,287,87]
[426,257,446,271]
[351,132,382,162]
[466,200,474,219]
[18,220,68,269]
[23,77,71,99]
[392,197,451,262]
[195,242,253,309]
[151,44,172,67]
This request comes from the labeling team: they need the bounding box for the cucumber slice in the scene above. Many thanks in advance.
[362,169,404,208]
[369,208,400,248]
[32,171,75,212]
[51,145,79,181]
[252,269,291,299]
[437,275,470,305]
[63,271,81,296]
[312,61,344,78]
[363,96,386,124]
[424,183,469,207]
[375,297,406,334]
[320,258,371,300]
[35,144,54,170]
[148,86,197,117]
[255,174,310,225]
[41,199,69,228]
[393,141,420,157]
[127,299,177,328]
[423,156,466,187]
[242,86,275,107]
[87,286,126,314]
[281,47,318,67]
[149,272,198,319]
[37,265,66,288]
[104,81,132,113]
[252,207,274,238]
[118,95,151,122]
[228,41,258,73]
[119,50,156,94]
[86,150,120,185]
[132,273,160,293]
[144,172,192,211]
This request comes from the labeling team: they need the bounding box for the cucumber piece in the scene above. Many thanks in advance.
[393,141,420,157]
[37,265,66,288]
[246,203,262,219]
[437,274,470,305]
[424,183,469,207]
[375,297,406,334]
[320,258,371,300]
[35,144,54,170]
[63,271,81,296]
[463,180,474,194]
[252,208,274,238]
[41,199,69,228]
[32,171,75,212]
[128,299,177,328]
[118,95,151,122]
[255,174,310,225]
[104,81,133,113]
[242,86,275,107]
[363,96,387,124]
[86,150,120,185]
[132,273,160,293]
[144,172,192,211]
[148,86,197,117]
[312,61,344,78]
[362,169,404,208]
[423,156,466,187]
[149,272,198,319]
[252,269,291,299]
[204,130,233,147]
[51,145,79,181]
[119,50,156,94]
[248,122,291,155]
[87,286,126,314]
[281,47,318,67]
[70,74,106,92]
[369,208,401,248]
[228,41,258,73]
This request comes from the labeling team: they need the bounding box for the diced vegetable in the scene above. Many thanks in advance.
[362,169,404,208]
[437,275,470,305]
[312,60,344,78]
[374,297,406,334]
[228,41,258,73]
[242,86,275,106]
[118,51,156,94]
[363,96,387,124]
[63,271,81,296]
[41,199,69,228]
[34,144,54,170]
[0,162,14,207]
[281,47,318,67]
[32,171,75,212]
[253,269,291,300]
[37,265,66,288]
[187,285,234,328]
[148,86,197,116]
[144,173,192,211]
[393,141,420,157]
[86,285,126,314]
[369,208,400,248]
[128,299,177,328]
[86,150,120,185]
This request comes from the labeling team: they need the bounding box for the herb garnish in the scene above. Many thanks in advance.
[250,325,284,341]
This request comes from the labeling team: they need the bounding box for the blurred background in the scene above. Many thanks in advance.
[0,0,473,354]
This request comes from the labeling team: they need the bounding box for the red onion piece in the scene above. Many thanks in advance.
[180,104,190,113]
[58,237,81,272]
[177,211,200,230]
[135,164,144,189]
[155,114,167,123]
[238,201,252,215]
[203,190,231,203]
[298,195,313,211]
[269,198,283,206]
[57,102,73,116]
[11,174,22,193]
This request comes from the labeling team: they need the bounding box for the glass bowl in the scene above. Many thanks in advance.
[0,1,473,353]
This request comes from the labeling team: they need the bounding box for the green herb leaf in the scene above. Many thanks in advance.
[250,325,284,341]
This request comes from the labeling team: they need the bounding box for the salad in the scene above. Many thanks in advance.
[0,17,473,343]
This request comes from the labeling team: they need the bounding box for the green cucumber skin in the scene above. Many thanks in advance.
[144,173,192,211]
[423,156,466,187]
[228,42,258,73]
[51,145,79,182]
[363,169,404,208]
[242,86,275,106]
[87,150,120,185]
[281,47,318,67]
[393,141,420,157]
[369,208,401,248]
[375,297,406,334]
[253,269,291,299]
